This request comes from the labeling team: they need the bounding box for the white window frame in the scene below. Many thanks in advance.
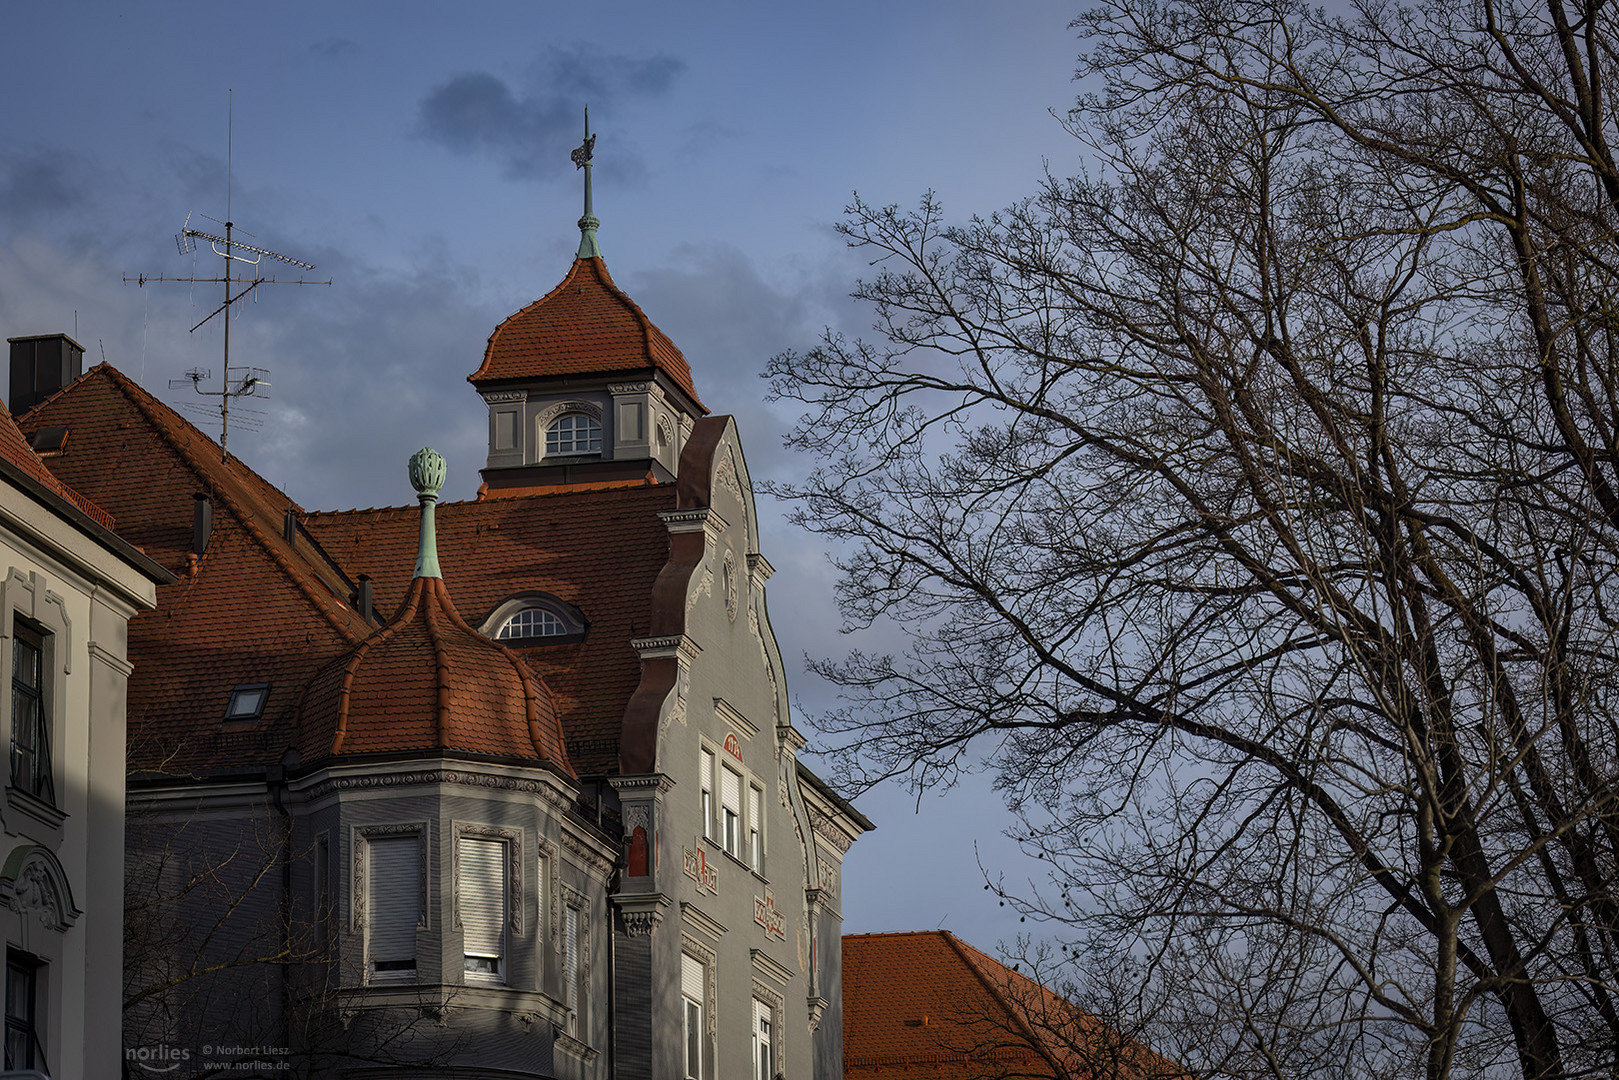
[753,997,773,1080]
[748,784,764,872]
[721,766,742,859]
[682,952,705,1080]
[681,937,717,1080]
[700,747,715,841]
[546,412,603,456]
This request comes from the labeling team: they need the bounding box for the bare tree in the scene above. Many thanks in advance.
[768,2,1619,1077]
[123,804,450,1078]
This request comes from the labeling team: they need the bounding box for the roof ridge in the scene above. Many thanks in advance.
[469,260,588,383]
[939,931,1066,1077]
[425,577,570,771]
[331,577,424,755]
[586,258,657,366]
[91,363,366,643]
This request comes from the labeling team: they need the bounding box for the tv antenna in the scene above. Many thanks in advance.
[124,90,329,461]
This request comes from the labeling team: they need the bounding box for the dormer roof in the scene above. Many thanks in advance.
[469,256,706,411]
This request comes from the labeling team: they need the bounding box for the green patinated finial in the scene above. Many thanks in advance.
[571,105,601,259]
[408,447,446,579]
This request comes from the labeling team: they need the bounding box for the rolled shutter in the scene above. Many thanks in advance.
[459,838,505,960]
[368,836,420,966]
[721,768,741,816]
[566,905,580,1015]
[682,952,704,1000]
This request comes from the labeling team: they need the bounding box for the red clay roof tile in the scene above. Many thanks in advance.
[303,484,676,775]
[299,574,572,774]
[0,399,113,527]
[470,256,706,410]
[843,931,1184,1080]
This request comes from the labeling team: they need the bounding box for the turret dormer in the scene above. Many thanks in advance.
[470,110,706,497]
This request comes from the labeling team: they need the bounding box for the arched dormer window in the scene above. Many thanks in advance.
[546,413,602,457]
[479,593,588,644]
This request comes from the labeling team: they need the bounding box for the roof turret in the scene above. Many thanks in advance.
[296,449,572,772]
[468,114,705,410]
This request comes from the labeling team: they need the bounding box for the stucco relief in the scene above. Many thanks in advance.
[537,838,559,953]
[9,860,67,930]
[533,400,603,429]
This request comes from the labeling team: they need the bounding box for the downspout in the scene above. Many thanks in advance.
[267,763,293,1058]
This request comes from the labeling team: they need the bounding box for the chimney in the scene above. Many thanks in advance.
[356,575,374,625]
[193,494,213,556]
[283,508,297,545]
[8,334,85,416]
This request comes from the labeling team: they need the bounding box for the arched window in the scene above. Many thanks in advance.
[546,413,602,456]
[479,593,588,644]
[496,607,566,640]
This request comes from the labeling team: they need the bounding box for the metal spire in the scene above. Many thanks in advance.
[572,106,601,259]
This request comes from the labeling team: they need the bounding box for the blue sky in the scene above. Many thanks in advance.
[1,1,1086,954]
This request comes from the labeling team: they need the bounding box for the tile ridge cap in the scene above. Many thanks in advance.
[941,932,1063,1075]
[331,577,425,755]
[470,259,589,383]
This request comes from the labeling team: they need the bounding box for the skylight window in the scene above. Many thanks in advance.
[224,683,270,721]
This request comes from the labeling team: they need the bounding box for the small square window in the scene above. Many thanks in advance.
[224,683,270,721]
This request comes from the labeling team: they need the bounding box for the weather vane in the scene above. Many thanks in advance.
[124,90,330,462]
[573,106,602,259]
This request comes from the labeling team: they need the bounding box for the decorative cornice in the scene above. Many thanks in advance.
[746,552,776,582]
[560,828,615,879]
[679,901,728,941]
[776,723,808,753]
[811,817,857,856]
[607,382,652,395]
[482,390,527,404]
[85,640,134,677]
[658,506,729,543]
[630,634,702,663]
[750,948,795,987]
[612,892,670,937]
[807,995,829,1031]
[714,698,758,739]
[608,774,675,796]
[299,767,575,811]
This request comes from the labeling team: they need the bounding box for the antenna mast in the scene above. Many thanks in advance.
[124,90,330,461]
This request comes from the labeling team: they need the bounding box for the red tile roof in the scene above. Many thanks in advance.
[302,483,676,775]
[18,362,680,778]
[843,932,1184,1080]
[17,365,375,772]
[0,399,113,528]
[469,256,706,410]
[298,574,572,774]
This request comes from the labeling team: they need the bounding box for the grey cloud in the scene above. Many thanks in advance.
[415,45,685,180]
[0,149,91,225]
[311,37,359,59]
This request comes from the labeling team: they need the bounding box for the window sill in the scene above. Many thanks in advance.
[6,787,64,841]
